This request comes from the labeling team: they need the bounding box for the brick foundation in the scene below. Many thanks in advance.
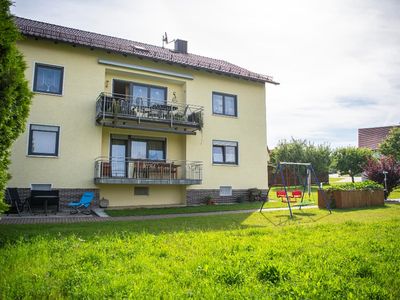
[186,189,267,205]
[13,188,100,211]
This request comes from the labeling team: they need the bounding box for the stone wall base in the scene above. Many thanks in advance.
[186,189,267,205]
[12,188,100,210]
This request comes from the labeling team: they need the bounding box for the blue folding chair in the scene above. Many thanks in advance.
[67,192,94,215]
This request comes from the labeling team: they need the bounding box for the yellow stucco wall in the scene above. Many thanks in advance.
[100,127,185,160]
[9,36,268,206]
[9,39,104,188]
[186,72,268,190]
[100,185,186,207]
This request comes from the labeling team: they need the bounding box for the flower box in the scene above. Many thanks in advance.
[318,189,384,209]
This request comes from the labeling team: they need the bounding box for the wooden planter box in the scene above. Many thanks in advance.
[318,190,384,209]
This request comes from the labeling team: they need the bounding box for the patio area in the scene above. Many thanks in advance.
[0,209,105,224]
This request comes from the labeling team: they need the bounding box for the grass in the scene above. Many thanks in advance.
[1,205,399,299]
[106,188,319,217]
[106,200,285,217]
[388,187,400,199]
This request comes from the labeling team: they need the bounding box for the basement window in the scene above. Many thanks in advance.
[220,186,232,197]
[134,187,149,196]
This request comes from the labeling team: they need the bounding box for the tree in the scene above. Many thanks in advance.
[331,147,373,183]
[379,127,400,162]
[0,0,33,212]
[270,138,332,178]
[363,156,400,199]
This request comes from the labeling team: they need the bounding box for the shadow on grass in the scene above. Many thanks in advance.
[259,209,332,227]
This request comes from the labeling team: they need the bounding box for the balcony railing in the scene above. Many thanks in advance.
[95,93,203,134]
[94,157,202,185]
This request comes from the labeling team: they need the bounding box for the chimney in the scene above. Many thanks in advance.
[174,39,188,54]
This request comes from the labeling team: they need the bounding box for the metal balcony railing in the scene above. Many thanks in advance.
[95,92,203,131]
[94,157,203,185]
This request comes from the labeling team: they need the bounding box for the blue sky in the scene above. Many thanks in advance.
[11,0,400,148]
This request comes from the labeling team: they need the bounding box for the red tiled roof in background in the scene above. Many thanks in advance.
[358,125,400,150]
[14,17,279,84]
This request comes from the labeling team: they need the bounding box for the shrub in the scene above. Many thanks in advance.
[363,156,400,197]
[204,195,215,205]
[324,180,384,192]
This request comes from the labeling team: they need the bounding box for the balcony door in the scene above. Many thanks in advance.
[111,139,127,177]
[130,83,166,107]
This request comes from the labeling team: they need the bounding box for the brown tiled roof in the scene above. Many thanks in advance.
[14,17,278,84]
[358,125,400,150]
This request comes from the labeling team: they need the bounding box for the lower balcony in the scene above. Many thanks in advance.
[94,157,202,185]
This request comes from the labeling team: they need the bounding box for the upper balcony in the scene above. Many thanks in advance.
[95,93,203,135]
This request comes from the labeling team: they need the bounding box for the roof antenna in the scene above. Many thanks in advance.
[162,32,175,48]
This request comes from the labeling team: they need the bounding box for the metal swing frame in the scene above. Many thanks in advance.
[260,162,332,218]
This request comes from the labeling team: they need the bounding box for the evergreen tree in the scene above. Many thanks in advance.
[0,0,33,212]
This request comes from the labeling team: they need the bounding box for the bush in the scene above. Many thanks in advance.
[363,156,400,197]
[248,188,262,202]
[324,180,383,192]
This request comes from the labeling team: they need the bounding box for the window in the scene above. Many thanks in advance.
[130,83,167,107]
[212,140,238,164]
[134,187,149,196]
[131,138,165,160]
[33,63,64,95]
[28,124,60,156]
[220,186,232,196]
[31,184,52,191]
[212,92,237,116]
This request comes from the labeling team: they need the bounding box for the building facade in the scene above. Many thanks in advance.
[8,17,278,208]
[358,125,400,150]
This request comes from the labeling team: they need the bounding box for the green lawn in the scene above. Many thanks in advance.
[388,187,400,199]
[106,188,319,217]
[1,205,399,299]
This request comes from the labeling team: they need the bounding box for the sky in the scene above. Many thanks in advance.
[11,0,400,148]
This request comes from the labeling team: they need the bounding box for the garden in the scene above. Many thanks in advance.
[1,205,400,298]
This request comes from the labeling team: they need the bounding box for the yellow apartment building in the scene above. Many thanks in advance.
[8,17,279,208]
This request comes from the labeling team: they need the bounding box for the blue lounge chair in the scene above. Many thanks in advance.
[67,192,94,215]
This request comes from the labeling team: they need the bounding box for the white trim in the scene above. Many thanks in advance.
[98,59,194,80]
[32,61,65,96]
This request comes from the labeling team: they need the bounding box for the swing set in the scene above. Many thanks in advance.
[260,162,332,218]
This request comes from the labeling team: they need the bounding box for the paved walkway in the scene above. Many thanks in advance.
[0,205,318,225]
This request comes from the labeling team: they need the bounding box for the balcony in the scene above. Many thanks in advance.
[95,93,203,135]
[94,157,202,185]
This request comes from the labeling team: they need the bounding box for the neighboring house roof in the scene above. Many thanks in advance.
[358,125,400,150]
[14,16,279,84]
